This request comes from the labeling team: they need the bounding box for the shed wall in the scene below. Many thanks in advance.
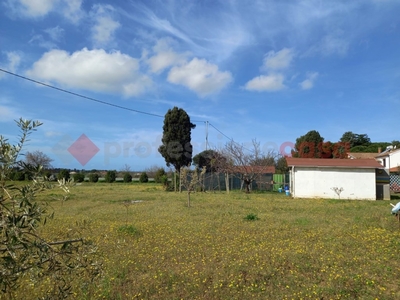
[292,167,376,200]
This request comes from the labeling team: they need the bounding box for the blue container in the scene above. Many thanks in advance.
[285,190,290,196]
[278,188,282,193]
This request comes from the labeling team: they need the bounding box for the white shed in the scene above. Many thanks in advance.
[286,158,385,200]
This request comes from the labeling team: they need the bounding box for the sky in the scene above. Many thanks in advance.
[1,0,399,171]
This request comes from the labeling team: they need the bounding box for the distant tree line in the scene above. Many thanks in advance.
[291,130,400,158]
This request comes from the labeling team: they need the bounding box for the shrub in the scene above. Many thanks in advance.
[57,169,70,180]
[139,172,148,183]
[43,170,52,179]
[73,173,85,183]
[88,173,99,183]
[154,168,166,183]
[123,172,132,183]
[244,213,259,221]
[105,170,116,183]
[13,171,25,181]
[117,225,140,236]
[161,174,168,187]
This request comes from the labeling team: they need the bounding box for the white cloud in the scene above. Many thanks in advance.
[0,105,20,122]
[91,5,120,46]
[29,26,64,49]
[44,26,64,42]
[167,58,232,97]
[300,72,319,90]
[63,0,83,23]
[319,34,349,56]
[306,31,350,57]
[0,52,21,79]
[146,38,189,73]
[245,47,293,92]
[18,0,57,17]
[92,16,120,46]
[29,34,56,49]
[148,51,187,73]
[26,48,152,97]
[6,0,83,22]
[5,52,21,72]
[263,48,294,70]
[244,74,286,92]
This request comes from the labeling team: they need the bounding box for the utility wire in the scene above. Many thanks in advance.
[0,68,163,117]
[0,67,202,122]
[0,68,240,146]
[208,123,254,153]
[209,123,233,141]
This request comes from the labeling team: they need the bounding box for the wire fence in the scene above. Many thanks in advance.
[200,172,278,192]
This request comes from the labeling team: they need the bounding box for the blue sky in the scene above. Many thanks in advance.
[1,0,399,171]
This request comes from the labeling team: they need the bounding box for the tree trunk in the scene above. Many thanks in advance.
[187,191,191,207]
[244,178,251,193]
[225,173,230,194]
[174,172,177,192]
[179,172,182,193]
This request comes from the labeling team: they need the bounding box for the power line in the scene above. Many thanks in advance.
[208,123,253,152]
[209,123,233,141]
[0,68,207,123]
[0,68,233,144]
[0,68,203,121]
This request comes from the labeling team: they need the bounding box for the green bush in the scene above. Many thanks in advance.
[13,171,25,181]
[123,173,132,183]
[160,174,170,190]
[43,170,52,179]
[139,172,148,183]
[154,168,166,183]
[105,170,116,183]
[57,169,70,181]
[73,173,85,183]
[244,213,259,221]
[117,225,140,236]
[88,173,99,183]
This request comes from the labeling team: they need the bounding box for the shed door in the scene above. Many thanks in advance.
[376,184,382,200]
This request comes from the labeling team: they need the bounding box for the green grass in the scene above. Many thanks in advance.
[11,182,400,299]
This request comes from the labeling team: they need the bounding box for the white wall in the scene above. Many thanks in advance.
[389,151,400,170]
[291,167,376,200]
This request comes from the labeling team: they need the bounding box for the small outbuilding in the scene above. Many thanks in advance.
[286,158,386,200]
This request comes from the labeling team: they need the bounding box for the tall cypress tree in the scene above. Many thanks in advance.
[158,107,196,172]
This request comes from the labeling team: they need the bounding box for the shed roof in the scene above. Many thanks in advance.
[286,158,384,169]
[390,167,400,173]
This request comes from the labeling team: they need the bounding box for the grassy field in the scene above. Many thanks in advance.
[12,183,400,299]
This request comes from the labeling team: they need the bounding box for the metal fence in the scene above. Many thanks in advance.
[390,174,400,192]
[201,172,275,192]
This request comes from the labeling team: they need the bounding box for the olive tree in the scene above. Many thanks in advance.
[0,119,101,299]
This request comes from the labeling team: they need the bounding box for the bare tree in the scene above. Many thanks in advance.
[221,139,277,193]
[120,163,132,172]
[25,150,53,169]
[208,149,230,193]
[180,166,207,207]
